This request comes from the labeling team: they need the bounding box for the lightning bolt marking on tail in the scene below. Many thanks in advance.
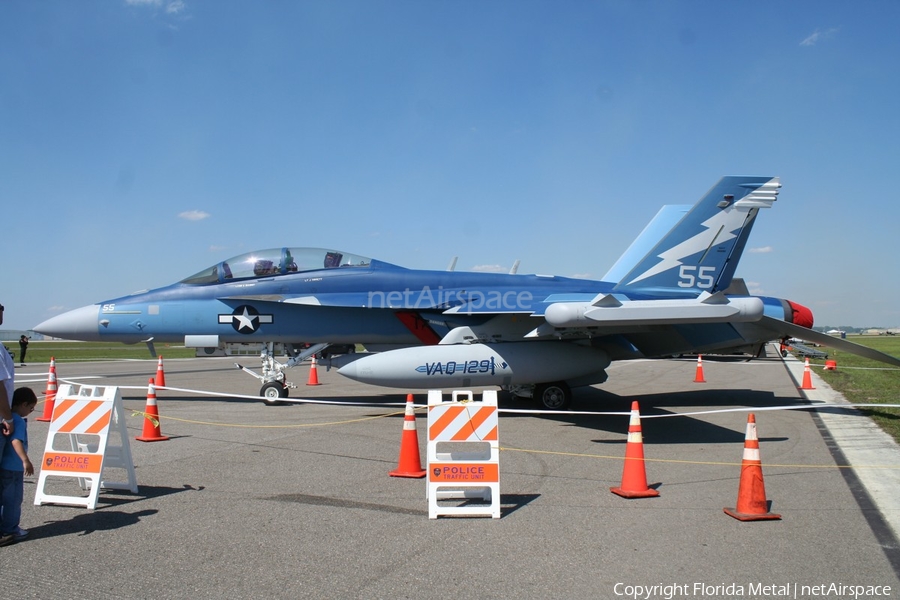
[626,208,741,286]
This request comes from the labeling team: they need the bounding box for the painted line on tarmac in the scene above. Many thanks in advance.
[782,349,900,573]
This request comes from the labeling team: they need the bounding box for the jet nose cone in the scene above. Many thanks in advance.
[34,305,103,341]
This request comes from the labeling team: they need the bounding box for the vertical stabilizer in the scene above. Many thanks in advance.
[612,176,780,297]
[603,204,691,283]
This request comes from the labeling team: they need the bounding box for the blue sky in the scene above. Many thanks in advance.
[2,1,899,331]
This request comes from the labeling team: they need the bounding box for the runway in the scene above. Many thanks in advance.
[3,346,900,599]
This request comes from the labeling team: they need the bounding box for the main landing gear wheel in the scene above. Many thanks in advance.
[260,382,289,405]
[534,381,572,411]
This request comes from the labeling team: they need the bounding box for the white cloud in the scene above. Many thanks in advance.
[166,0,186,14]
[800,28,838,47]
[179,210,210,221]
[471,264,506,273]
[748,282,766,295]
[125,0,182,9]
[125,0,190,26]
[749,246,773,254]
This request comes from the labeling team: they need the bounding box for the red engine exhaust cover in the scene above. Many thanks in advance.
[787,301,814,329]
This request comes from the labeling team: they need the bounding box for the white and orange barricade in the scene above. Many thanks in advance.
[34,384,138,510]
[426,389,500,519]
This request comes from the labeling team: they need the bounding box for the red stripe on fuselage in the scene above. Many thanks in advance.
[394,311,442,345]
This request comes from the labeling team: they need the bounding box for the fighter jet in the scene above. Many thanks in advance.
[35,176,900,409]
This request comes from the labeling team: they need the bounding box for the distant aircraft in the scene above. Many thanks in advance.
[34,177,900,409]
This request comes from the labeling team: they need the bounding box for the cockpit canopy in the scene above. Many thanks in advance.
[180,247,372,285]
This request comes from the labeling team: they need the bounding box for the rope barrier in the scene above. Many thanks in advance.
[499,446,900,470]
[38,377,900,470]
[811,364,900,372]
[53,377,900,421]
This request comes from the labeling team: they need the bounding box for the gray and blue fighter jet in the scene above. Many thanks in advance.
[35,177,900,409]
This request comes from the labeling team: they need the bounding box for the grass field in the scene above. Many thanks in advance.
[3,340,196,364]
[805,335,900,440]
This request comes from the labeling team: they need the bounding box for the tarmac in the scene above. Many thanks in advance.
[2,345,900,600]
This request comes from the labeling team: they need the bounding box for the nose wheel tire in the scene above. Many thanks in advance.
[261,382,289,405]
[534,381,572,411]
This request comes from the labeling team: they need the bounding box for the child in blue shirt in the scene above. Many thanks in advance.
[0,387,36,546]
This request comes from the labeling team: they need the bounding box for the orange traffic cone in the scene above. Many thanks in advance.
[611,401,659,498]
[136,378,169,442]
[824,359,837,371]
[800,357,815,390]
[155,355,166,388]
[389,394,427,478]
[307,355,321,386]
[36,356,58,422]
[694,354,706,383]
[724,413,781,521]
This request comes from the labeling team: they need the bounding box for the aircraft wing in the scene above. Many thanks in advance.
[757,316,900,368]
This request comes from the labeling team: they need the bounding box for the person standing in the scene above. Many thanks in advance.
[17,335,28,367]
[0,387,36,546]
